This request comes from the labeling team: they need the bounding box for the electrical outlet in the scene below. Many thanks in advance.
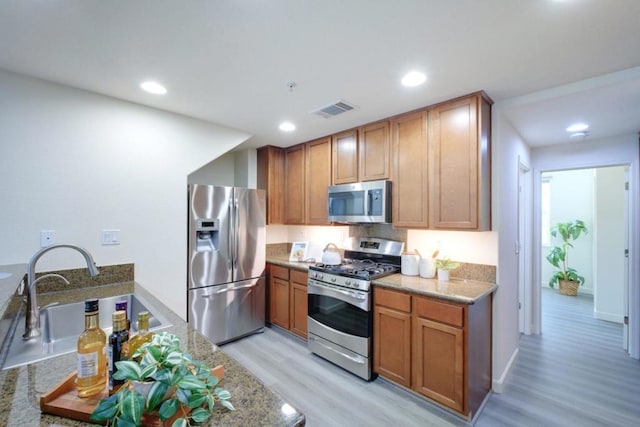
[40,230,55,247]
[102,229,121,245]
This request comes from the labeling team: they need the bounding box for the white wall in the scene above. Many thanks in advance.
[188,149,257,188]
[0,69,251,319]
[594,166,626,323]
[188,152,236,186]
[492,112,532,392]
[541,169,595,294]
[407,230,497,266]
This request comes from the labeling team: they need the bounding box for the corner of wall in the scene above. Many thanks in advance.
[492,347,518,394]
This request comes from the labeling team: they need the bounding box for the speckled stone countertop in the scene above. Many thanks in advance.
[0,264,26,316]
[0,281,305,427]
[267,255,315,271]
[266,256,496,304]
[373,274,496,304]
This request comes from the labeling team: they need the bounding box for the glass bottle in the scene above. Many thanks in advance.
[128,311,152,361]
[76,299,107,397]
[115,300,131,335]
[108,310,130,395]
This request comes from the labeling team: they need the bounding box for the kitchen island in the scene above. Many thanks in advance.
[0,279,305,427]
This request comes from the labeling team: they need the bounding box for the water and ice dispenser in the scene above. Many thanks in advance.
[194,219,219,251]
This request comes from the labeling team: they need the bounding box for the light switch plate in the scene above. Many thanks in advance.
[102,229,120,245]
[40,230,55,247]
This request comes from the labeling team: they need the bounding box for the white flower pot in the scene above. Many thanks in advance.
[437,269,450,282]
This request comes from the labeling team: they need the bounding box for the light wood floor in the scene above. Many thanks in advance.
[222,289,640,426]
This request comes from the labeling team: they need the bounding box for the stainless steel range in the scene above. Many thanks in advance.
[307,237,404,380]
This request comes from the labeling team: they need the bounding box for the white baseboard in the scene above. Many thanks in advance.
[492,348,518,394]
[594,310,624,324]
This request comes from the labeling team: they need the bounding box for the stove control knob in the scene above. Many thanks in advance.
[352,282,359,289]
[318,273,323,280]
[331,277,336,283]
[345,280,351,286]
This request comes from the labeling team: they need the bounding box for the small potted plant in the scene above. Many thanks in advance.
[91,331,234,427]
[546,219,588,296]
[434,257,460,282]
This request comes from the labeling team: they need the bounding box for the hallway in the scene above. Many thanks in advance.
[479,288,640,426]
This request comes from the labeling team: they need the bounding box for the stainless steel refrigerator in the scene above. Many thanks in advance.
[187,184,266,345]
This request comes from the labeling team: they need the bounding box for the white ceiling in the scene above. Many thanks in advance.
[1,0,639,149]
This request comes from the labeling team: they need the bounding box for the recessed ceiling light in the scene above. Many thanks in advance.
[401,71,427,87]
[279,121,296,132]
[566,123,589,133]
[140,81,167,95]
[570,131,589,138]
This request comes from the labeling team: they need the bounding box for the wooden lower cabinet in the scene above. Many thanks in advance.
[373,286,492,419]
[289,270,308,338]
[413,316,464,411]
[373,287,411,387]
[269,265,290,330]
[267,263,308,338]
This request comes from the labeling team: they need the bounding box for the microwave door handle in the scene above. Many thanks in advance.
[365,190,371,216]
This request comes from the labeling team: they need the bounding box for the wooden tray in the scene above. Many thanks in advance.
[40,365,225,425]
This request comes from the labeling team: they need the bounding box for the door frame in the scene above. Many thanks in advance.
[517,157,532,334]
[531,161,638,358]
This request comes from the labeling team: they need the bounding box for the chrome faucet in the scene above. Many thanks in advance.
[23,244,100,339]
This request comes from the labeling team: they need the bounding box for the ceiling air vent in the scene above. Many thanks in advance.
[311,100,357,118]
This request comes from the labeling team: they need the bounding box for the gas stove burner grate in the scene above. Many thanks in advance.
[311,260,399,281]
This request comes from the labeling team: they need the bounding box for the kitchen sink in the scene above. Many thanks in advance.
[2,293,172,370]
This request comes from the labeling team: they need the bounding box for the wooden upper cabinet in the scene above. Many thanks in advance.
[391,110,429,228]
[306,137,332,225]
[285,144,306,224]
[332,130,358,184]
[359,121,390,182]
[257,146,285,225]
[428,93,491,230]
[332,123,390,184]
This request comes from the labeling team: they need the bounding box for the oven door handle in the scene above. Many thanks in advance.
[309,336,366,365]
[307,280,368,308]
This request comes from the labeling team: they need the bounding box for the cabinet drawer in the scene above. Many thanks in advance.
[414,297,463,328]
[374,287,411,313]
[290,269,308,285]
[271,265,290,281]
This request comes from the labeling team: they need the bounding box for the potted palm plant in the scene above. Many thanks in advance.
[546,219,588,296]
[434,257,460,282]
[90,331,234,427]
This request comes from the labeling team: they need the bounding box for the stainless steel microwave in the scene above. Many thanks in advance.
[327,179,391,223]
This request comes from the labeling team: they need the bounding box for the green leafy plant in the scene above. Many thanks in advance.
[434,257,460,271]
[91,332,234,427]
[546,219,588,288]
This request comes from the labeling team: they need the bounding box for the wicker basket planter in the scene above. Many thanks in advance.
[558,280,579,296]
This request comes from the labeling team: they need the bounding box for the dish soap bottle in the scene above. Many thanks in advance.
[108,310,130,395]
[128,311,152,361]
[76,299,107,397]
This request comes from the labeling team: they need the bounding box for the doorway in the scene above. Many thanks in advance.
[538,166,629,349]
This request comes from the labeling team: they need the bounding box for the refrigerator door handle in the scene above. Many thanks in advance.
[234,197,239,271]
[227,201,233,271]
[200,282,260,296]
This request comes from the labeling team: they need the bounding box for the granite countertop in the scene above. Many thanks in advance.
[373,273,497,304]
[0,264,27,318]
[0,281,305,427]
[266,256,495,304]
[267,255,315,271]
